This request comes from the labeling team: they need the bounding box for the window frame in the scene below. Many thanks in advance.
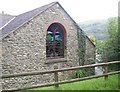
[46,23,66,59]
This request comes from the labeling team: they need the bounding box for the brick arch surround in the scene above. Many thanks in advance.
[46,22,67,59]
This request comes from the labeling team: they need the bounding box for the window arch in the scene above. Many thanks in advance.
[46,23,66,59]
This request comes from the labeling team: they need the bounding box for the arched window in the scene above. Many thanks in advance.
[46,23,65,59]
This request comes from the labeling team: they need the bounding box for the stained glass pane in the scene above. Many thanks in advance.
[55,31,62,41]
[46,31,53,41]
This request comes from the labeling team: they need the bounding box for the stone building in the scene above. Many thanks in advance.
[85,36,96,65]
[0,2,95,90]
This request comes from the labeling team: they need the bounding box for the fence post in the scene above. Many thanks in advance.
[104,64,108,80]
[119,69,120,89]
[118,62,120,89]
[103,59,108,88]
[54,64,59,87]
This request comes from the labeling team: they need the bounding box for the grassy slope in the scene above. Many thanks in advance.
[27,74,119,90]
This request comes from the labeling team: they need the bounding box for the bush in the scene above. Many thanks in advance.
[108,64,119,72]
[71,68,95,79]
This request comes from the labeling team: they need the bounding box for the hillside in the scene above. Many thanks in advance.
[79,19,108,40]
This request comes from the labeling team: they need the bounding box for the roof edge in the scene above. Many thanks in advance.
[56,2,83,31]
[0,17,16,30]
[1,2,58,39]
[86,35,96,47]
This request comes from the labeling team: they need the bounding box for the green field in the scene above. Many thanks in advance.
[18,74,119,91]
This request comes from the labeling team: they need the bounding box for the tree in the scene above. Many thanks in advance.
[97,17,119,61]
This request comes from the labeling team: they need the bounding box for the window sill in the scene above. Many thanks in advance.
[45,58,67,64]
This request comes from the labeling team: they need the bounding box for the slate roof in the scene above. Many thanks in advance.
[0,2,57,39]
[0,14,15,28]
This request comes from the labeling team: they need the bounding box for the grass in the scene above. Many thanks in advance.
[18,74,119,91]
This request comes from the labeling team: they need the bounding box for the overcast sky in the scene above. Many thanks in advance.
[0,0,119,22]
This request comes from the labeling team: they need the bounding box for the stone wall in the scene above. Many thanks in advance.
[0,37,2,91]
[2,3,79,90]
[85,37,96,65]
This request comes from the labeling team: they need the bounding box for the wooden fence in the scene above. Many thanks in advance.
[2,61,120,91]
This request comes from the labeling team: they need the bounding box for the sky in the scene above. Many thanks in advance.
[0,0,119,22]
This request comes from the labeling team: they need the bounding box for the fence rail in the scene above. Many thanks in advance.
[2,61,120,91]
[2,61,120,78]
